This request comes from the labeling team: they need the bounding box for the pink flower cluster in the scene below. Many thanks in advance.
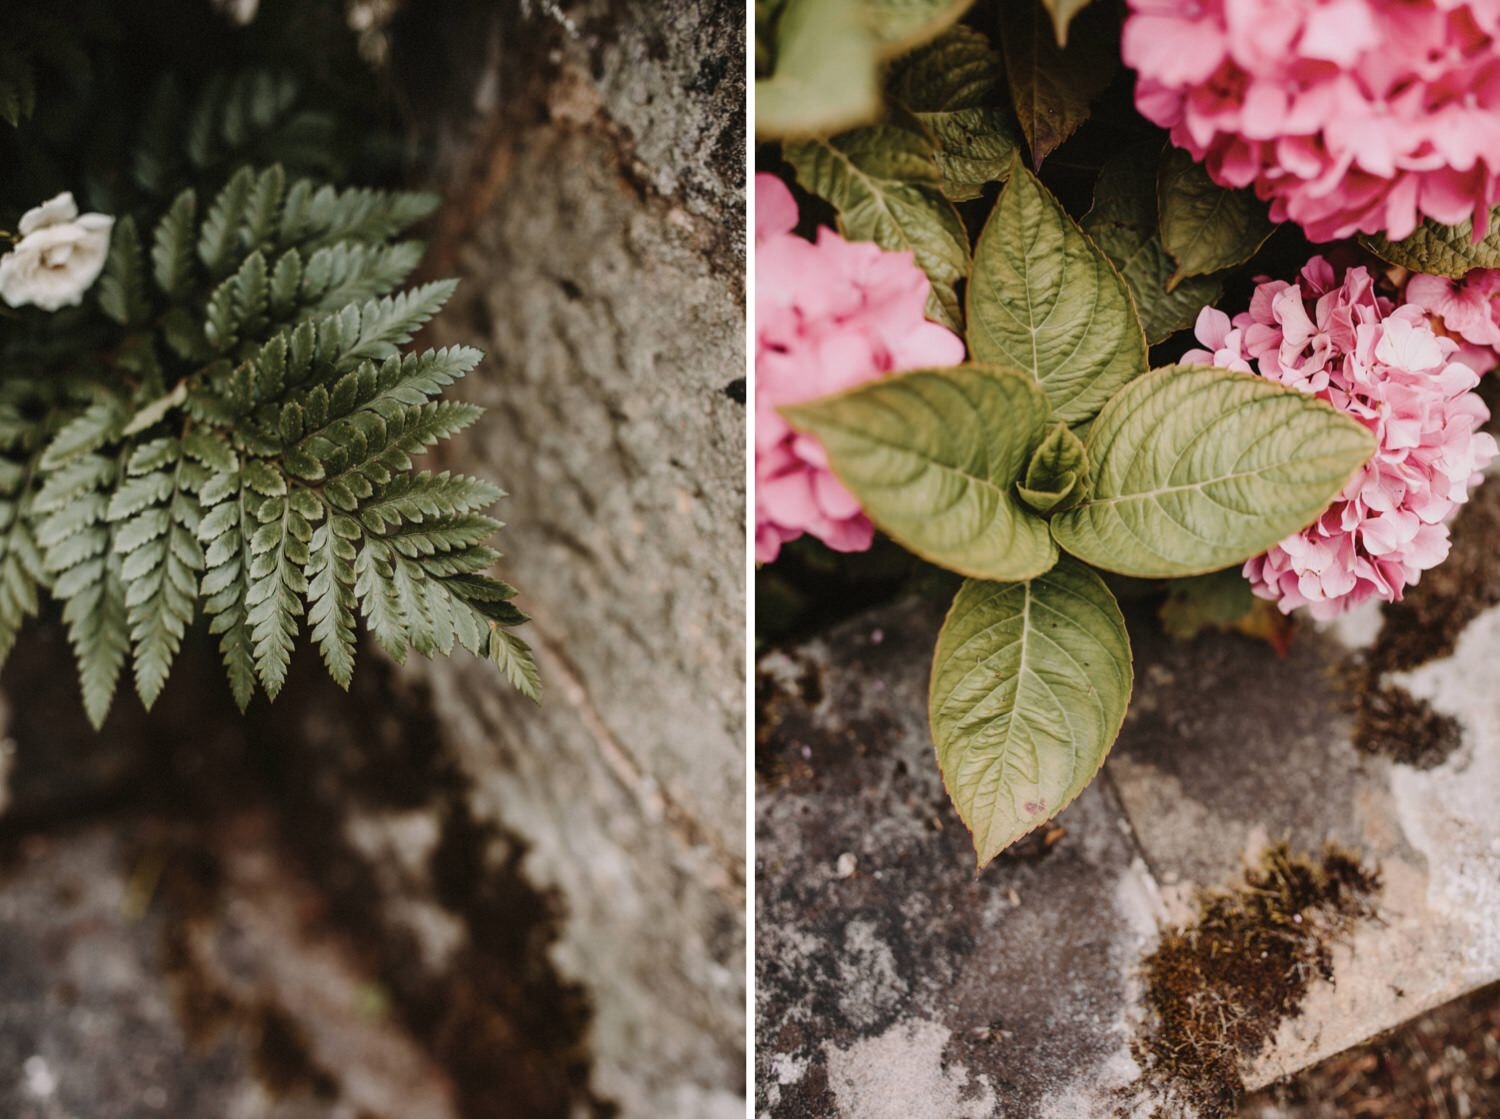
[1403,268,1500,374]
[755,173,965,564]
[1184,256,1497,618]
[1124,0,1500,243]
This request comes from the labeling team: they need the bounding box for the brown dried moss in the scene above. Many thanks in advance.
[1338,464,1500,767]
[1132,844,1381,1118]
[1338,665,1462,770]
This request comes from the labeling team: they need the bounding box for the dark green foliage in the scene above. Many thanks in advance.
[0,8,90,130]
[0,162,537,725]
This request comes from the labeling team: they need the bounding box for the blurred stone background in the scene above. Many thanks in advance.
[0,2,745,1117]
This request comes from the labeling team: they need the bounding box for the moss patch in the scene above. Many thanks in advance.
[1132,844,1381,1118]
[1339,475,1500,766]
[1338,666,1462,770]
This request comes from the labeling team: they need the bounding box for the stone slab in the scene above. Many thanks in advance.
[756,600,1163,1118]
[1110,603,1500,1091]
[757,532,1500,1115]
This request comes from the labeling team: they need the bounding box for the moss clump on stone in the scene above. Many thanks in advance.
[1338,662,1462,770]
[1132,843,1381,1118]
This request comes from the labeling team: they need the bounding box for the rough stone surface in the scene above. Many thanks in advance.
[756,485,1500,1116]
[0,819,456,1119]
[756,602,1161,1119]
[388,1,747,1113]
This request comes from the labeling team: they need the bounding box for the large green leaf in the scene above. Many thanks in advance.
[888,26,1018,202]
[967,157,1147,424]
[865,0,976,54]
[786,124,970,330]
[1083,145,1222,344]
[930,558,1132,867]
[1363,210,1500,277]
[756,0,881,139]
[1157,147,1272,287]
[1000,0,1116,166]
[779,364,1058,581]
[1051,365,1376,577]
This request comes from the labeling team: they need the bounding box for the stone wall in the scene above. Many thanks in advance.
[389,2,747,1112]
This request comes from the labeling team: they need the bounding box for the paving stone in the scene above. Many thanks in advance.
[1111,600,1500,1091]
[756,600,1163,1118]
[757,563,1500,1115]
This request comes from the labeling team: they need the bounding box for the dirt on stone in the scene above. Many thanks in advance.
[0,619,612,1119]
[1340,470,1500,767]
[1131,843,1382,1119]
[1241,980,1500,1118]
[1337,669,1463,770]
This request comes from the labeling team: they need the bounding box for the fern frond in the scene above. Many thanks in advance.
[488,626,541,702]
[109,439,205,708]
[34,452,130,728]
[151,190,199,300]
[199,166,255,278]
[7,155,533,721]
[197,462,257,710]
[306,509,359,687]
[99,219,153,329]
[280,183,440,249]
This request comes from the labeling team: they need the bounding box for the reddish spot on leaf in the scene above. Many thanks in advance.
[1024,800,1045,815]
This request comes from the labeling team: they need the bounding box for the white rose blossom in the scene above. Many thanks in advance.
[0,192,115,312]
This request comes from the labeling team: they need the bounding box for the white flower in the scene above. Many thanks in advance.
[0,192,115,312]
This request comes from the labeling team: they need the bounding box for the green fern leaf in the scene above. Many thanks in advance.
[284,184,439,249]
[35,452,129,727]
[338,281,457,368]
[240,165,287,252]
[198,166,255,277]
[301,241,425,312]
[99,218,152,328]
[244,481,309,698]
[488,626,541,702]
[109,440,204,709]
[151,189,198,300]
[197,467,257,710]
[40,398,128,471]
[353,538,408,658]
[305,509,359,686]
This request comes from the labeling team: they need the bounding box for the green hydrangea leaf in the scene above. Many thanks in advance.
[1158,567,1259,641]
[887,25,1019,202]
[968,157,1147,424]
[756,0,881,140]
[786,123,970,330]
[1363,209,1500,277]
[779,363,1058,581]
[930,557,1132,867]
[1051,364,1376,578]
[1000,0,1116,166]
[1157,146,1273,288]
[1017,422,1087,515]
[864,0,975,55]
[1083,145,1222,344]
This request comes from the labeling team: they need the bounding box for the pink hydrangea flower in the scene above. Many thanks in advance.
[1183,255,1498,618]
[755,173,965,564]
[1403,268,1500,374]
[1124,0,1500,243]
